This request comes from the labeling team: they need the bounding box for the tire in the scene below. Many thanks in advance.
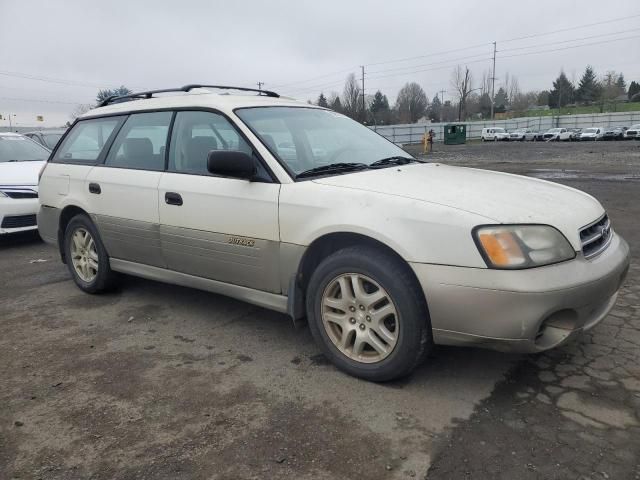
[493,137,497,142]
[306,246,431,382]
[64,214,118,293]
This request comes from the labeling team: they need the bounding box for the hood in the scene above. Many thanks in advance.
[0,161,45,187]
[313,163,604,248]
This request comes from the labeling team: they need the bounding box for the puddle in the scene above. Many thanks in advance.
[529,169,640,181]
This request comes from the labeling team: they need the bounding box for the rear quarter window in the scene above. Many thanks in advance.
[53,117,124,164]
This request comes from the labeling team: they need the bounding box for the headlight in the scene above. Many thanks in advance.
[473,225,575,269]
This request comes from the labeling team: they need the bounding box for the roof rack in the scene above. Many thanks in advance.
[99,84,279,107]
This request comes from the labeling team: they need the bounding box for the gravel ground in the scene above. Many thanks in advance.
[1,140,639,479]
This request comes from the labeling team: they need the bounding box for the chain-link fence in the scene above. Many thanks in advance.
[371,111,640,144]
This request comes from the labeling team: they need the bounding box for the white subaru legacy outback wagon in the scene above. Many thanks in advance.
[38,85,630,381]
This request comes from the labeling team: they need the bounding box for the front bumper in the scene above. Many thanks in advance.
[411,233,630,353]
[0,197,39,234]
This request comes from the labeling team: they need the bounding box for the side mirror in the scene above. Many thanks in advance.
[207,151,256,180]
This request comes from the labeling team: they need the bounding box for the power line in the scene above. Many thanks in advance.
[366,51,491,76]
[269,66,357,89]
[498,34,640,59]
[363,42,491,68]
[499,28,640,53]
[282,77,351,95]
[0,70,139,90]
[499,13,640,43]
[278,12,640,94]
[0,96,87,105]
[365,57,493,81]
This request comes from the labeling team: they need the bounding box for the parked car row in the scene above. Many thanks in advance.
[481,124,640,142]
[0,132,51,235]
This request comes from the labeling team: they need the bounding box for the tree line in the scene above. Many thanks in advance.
[315,66,640,125]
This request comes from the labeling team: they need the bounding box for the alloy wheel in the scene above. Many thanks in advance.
[321,273,399,363]
[70,227,99,282]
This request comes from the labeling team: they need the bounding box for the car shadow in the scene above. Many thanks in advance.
[0,230,43,250]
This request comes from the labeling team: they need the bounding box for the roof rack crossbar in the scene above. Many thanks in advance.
[99,84,279,107]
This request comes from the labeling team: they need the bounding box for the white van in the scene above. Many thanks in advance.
[481,127,509,141]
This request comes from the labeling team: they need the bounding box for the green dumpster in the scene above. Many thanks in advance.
[444,124,466,145]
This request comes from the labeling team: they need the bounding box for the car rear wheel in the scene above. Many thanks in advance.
[64,214,117,293]
[306,246,431,382]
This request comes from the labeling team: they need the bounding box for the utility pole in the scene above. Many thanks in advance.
[439,90,446,123]
[257,82,263,93]
[360,65,366,124]
[490,41,497,120]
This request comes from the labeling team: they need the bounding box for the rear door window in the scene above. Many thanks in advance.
[105,112,172,171]
[54,117,123,164]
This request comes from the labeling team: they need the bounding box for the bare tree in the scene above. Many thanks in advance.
[451,65,473,121]
[480,70,492,96]
[342,73,362,121]
[505,73,520,106]
[69,103,93,121]
[395,82,428,123]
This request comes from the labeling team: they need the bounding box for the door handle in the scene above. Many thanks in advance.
[165,192,183,206]
[88,182,101,194]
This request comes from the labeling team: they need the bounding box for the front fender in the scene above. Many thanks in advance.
[279,182,490,268]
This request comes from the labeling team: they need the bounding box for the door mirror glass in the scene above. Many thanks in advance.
[207,150,256,180]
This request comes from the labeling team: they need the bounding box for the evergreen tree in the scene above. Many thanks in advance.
[548,72,575,108]
[317,93,329,108]
[329,95,343,113]
[369,91,389,113]
[576,66,600,104]
[537,90,550,106]
[615,74,626,95]
[478,93,492,118]
[494,87,508,113]
[628,81,640,101]
[369,90,391,124]
[427,95,442,121]
[96,86,132,105]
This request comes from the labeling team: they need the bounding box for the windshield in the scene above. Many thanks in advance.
[0,135,50,162]
[584,128,598,133]
[548,129,561,133]
[494,128,505,133]
[235,107,413,177]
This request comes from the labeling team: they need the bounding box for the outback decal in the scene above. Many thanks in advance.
[227,236,256,247]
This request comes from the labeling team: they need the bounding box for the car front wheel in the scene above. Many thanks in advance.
[306,246,431,382]
[64,214,117,293]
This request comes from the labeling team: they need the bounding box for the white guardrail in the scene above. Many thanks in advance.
[370,111,640,145]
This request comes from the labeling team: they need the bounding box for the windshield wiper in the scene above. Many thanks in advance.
[369,156,417,168]
[296,162,370,179]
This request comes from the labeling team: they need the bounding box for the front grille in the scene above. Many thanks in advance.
[1,214,37,229]
[580,214,612,259]
[2,190,38,199]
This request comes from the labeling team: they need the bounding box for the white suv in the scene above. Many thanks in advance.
[38,85,630,381]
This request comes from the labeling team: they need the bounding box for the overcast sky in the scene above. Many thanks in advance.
[1,0,639,127]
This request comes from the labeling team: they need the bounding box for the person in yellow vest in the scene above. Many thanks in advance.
[423,129,435,153]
